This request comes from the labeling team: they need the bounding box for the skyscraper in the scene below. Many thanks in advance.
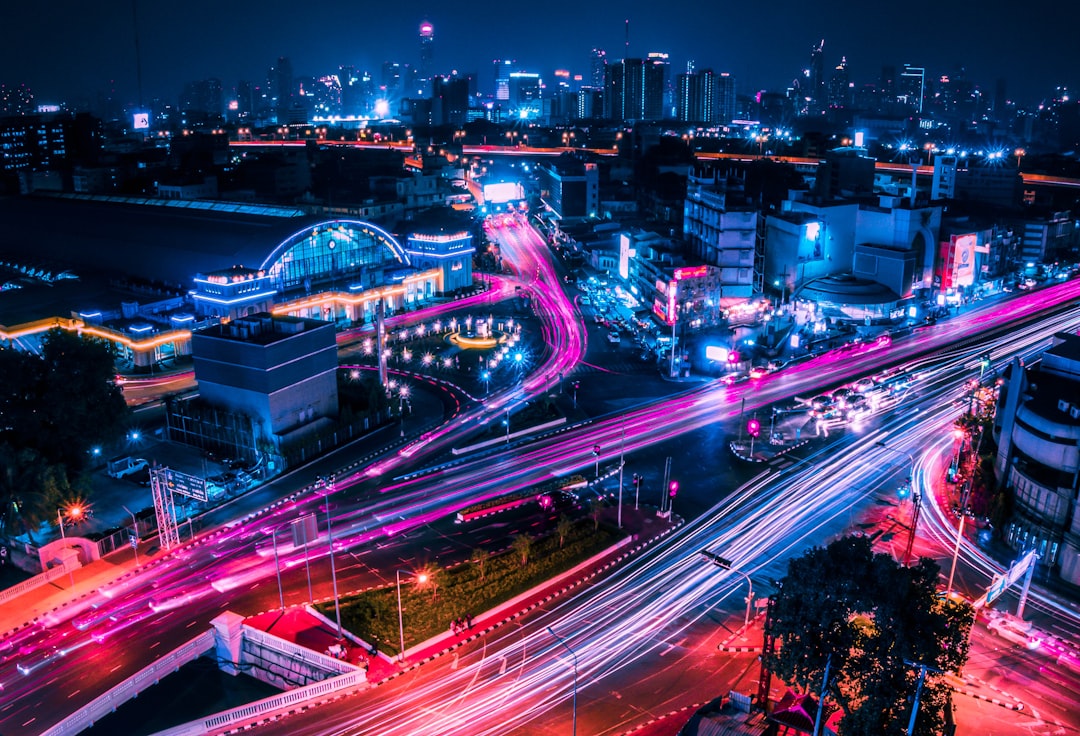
[271,56,294,122]
[828,57,850,109]
[606,57,665,122]
[418,21,435,94]
[590,48,607,89]
[493,59,515,101]
[716,73,735,124]
[899,64,925,113]
[808,40,826,114]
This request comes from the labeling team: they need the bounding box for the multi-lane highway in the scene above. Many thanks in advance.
[3,217,1080,735]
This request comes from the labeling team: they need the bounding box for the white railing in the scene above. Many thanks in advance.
[240,624,359,676]
[40,630,216,736]
[152,670,367,736]
[0,564,71,606]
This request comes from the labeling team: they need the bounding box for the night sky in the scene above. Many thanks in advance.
[5,0,1077,108]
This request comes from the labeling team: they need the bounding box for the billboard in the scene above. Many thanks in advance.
[164,468,208,502]
[132,112,150,130]
[674,265,708,280]
[950,233,977,288]
[483,181,522,204]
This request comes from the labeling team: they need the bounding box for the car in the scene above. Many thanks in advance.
[607,332,621,344]
[986,615,1042,650]
[748,366,769,379]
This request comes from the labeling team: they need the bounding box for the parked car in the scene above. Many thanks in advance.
[607,332,621,344]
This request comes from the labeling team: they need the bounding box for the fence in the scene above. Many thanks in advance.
[40,630,216,736]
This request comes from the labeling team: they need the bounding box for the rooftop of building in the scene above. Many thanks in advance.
[0,195,315,288]
[1046,331,1080,364]
[795,273,901,305]
[194,312,331,346]
[398,206,474,238]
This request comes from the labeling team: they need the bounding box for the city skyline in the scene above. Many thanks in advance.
[5,0,1079,109]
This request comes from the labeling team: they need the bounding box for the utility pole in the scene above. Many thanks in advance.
[617,421,625,529]
[812,653,832,736]
[660,456,672,514]
[904,661,941,736]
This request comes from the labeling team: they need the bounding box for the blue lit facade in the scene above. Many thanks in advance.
[190,219,447,324]
[404,229,474,293]
[191,266,276,321]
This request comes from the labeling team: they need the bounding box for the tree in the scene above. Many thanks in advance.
[765,535,972,736]
[556,515,573,548]
[0,445,64,543]
[0,330,129,475]
[472,547,490,580]
[511,533,532,567]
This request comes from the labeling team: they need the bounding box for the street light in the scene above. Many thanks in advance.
[701,550,754,628]
[57,504,84,588]
[267,526,284,611]
[319,474,343,639]
[547,626,578,736]
[875,441,921,565]
[396,569,429,662]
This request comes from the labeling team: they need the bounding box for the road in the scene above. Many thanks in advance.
[4,218,1080,735]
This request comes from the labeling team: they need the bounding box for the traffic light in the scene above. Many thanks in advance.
[747,418,761,438]
[632,473,641,486]
[669,480,679,498]
[898,481,911,499]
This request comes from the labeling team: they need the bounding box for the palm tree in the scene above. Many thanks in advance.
[512,533,532,567]
[472,547,490,580]
[556,515,573,548]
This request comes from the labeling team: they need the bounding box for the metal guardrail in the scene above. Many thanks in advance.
[40,630,216,736]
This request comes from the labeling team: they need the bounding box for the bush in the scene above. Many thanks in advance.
[319,518,621,655]
[457,475,586,517]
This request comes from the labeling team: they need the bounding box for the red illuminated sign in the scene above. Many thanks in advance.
[673,265,708,280]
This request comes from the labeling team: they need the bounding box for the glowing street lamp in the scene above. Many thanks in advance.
[396,569,429,662]
[57,504,84,588]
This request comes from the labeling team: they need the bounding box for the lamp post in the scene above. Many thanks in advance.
[396,569,429,662]
[57,505,83,588]
[321,474,343,638]
[701,550,754,628]
[617,422,625,529]
[875,441,920,565]
[268,527,284,611]
[547,626,577,736]
[122,504,140,566]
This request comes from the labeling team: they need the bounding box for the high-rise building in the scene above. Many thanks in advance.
[179,78,224,121]
[647,52,673,118]
[590,48,607,89]
[419,21,435,82]
[716,73,736,124]
[508,72,542,118]
[676,69,735,124]
[492,59,516,101]
[605,57,665,122]
[899,64,925,113]
[808,40,826,114]
[828,56,851,109]
[271,57,294,122]
[432,74,469,126]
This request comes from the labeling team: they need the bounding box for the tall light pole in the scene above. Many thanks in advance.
[57,505,83,588]
[875,441,921,565]
[122,504,140,566]
[321,474,343,638]
[268,527,284,611]
[946,480,972,598]
[396,569,428,662]
[701,550,754,628]
[547,626,577,736]
[617,422,625,529]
